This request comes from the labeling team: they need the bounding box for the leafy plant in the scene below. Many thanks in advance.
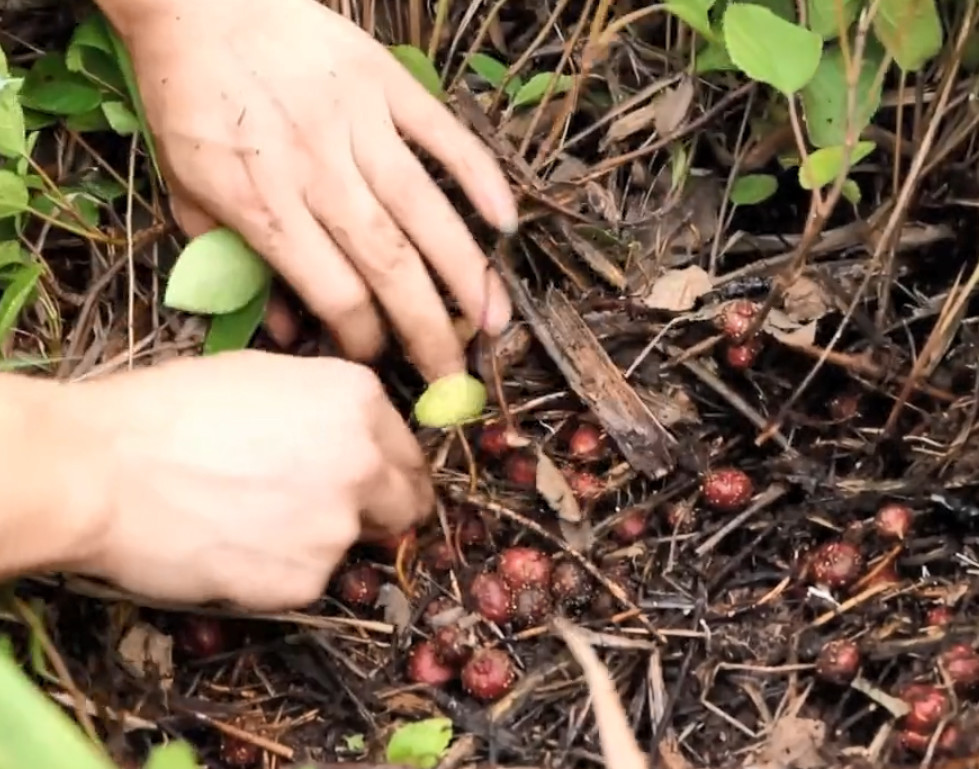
[385,717,453,769]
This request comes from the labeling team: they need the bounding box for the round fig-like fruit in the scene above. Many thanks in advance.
[461,647,516,702]
[477,423,510,458]
[468,572,513,624]
[941,644,979,691]
[898,724,960,756]
[875,502,912,541]
[611,507,647,544]
[807,541,864,589]
[511,585,553,627]
[457,514,488,548]
[900,683,950,734]
[423,541,455,573]
[504,452,537,488]
[407,640,455,686]
[566,469,604,500]
[176,616,227,659]
[432,624,473,667]
[219,735,261,768]
[926,606,954,628]
[718,299,759,341]
[816,639,860,684]
[498,546,553,589]
[550,560,593,612]
[335,563,382,607]
[701,467,754,512]
[724,338,763,370]
[568,422,604,462]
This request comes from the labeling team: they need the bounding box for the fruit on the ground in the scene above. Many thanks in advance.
[457,515,488,548]
[566,469,604,500]
[176,616,227,659]
[590,562,635,616]
[663,501,696,533]
[413,372,487,428]
[407,640,455,686]
[375,528,417,561]
[718,299,759,341]
[432,624,473,667]
[828,393,861,422]
[875,502,912,541]
[612,507,647,544]
[424,541,455,573]
[498,546,553,589]
[219,735,261,768]
[816,639,860,684]
[926,606,954,627]
[568,422,604,462]
[336,564,382,607]
[807,541,863,589]
[461,648,516,702]
[899,724,960,756]
[865,561,900,589]
[504,452,538,488]
[724,338,763,370]
[550,560,593,611]
[477,422,510,458]
[469,572,514,624]
[900,683,950,734]
[940,644,979,691]
[701,467,754,512]
[512,585,553,627]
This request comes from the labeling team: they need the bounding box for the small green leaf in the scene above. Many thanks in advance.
[19,53,103,116]
[31,190,101,230]
[386,718,453,769]
[730,173,778,205]
[798,140,875,189]
[665,0,718,40]
[0,240,28,273]
[807,0,860,39]
[343,733,366,752]
[203,282,270,355]
[66,13,126,93]
[841,177,861,204]
[694,39,736,72]
[723,3,823,95]
[872,0,943,71]
[0,170,29,219]
[101,100,139,135]
[468,53,509,88]
[0,79,26,158]
[64,106,111,133]
[389,45,445,99]
[143,742,199,769]
[801,43,884,148]
[413,372,488,428]
[0,262,42,350]
[511,71,574,108]
[164,227,272,315]
[23,109,57,131]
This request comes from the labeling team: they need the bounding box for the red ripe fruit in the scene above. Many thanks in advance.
[335,564,382,607]
[468,572,513,624]
[219,736,261,768]
[407,640,455,686]
[477,423,510,458]
[724,337,763,370]
[828,393,861,422]
[568,422,604,462]
[718,299,759,341]
[875,502,912,541]
[461,648,516,702]
[611,507,647,544]
[432,624,472,667]
[701,467,753,512]
[511,585,553,627]
[926,606,954,627]
[457,515,488,548]
[498,547,553,589]
[940,644,979,691]
[899,724,960,756]
[900,683,950,734]
[374,528,416,562]
[424,541,455,573]
[566,470,604,501]
[504,452,537,489]
[176,616,227,659]
[807,541,863,589]
[550,560,593,612]
[816,639,860,684]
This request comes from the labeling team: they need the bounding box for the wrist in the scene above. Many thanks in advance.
[0,375,112,580]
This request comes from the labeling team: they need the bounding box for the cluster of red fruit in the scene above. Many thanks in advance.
[716,299,764,371]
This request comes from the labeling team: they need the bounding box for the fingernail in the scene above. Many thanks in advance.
[492,193,518,235]
[481,287,512,336]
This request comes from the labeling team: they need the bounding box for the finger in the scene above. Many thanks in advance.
[263,292,300,349]
[307,160,465,382]
[352,124,512,337]
[359,460,432,538]
[380,62,518,236]
[170,193,219,238]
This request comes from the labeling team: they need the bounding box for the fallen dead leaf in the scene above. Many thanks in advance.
[375,583,413,633]
[606,101,659,143]
[117,622,173,690]
[653,76,694,137]
[783,276,829,322]
[748,715,827,769]
[641,265,714,312]
[536,449,583,523]
[768,319,818,347]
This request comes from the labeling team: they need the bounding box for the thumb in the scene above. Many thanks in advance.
[170,194,300,349]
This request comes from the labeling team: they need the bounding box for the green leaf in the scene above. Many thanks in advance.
[511,72,575,108]
[665,0,718,40]
[752,0,795,21]
[64,106,111,133]
[23,109,56,131]
[389,45,445,99]
[0,78,26,158]
[20,53,103,116]
[872,0,943,71]
[31,190,101,230]
[798,140,875,189]
[66,13,126,94]
[143,742,200,769]
[807,0,861,39]
[730,173,778,205]
[203,282,270,355]
[468,53,508,88]
[0,170,29,219]
[164,227,272,315]
[841,177,861,204]
[413,372,488,428]
[723,3,823,95]
[343,734,366,753]
[0,262,42,350]
[801,43,883,148]
[695,39,736,72]
[0,240,28,274]
[101,101,139,135]
[386,718,453,769]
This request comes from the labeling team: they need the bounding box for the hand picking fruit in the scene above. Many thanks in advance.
[0,0,518,610]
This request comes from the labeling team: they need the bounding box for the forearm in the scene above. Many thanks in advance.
[0,375,107,581]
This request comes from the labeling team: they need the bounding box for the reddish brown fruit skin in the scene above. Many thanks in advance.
[718,299,759,341]
[899,725,960,756]
[926,606,954,627]
[504,452,537,488]
[941,644,979,691]
[424,541,455,573]
[550,561,593,612]
[828,393,861,422]
[457,515,488,548]
[590,562,635,617]
[176,616,226,659]
[701,468,754,512]
[612,508,647,544]
[336,564,382,607]
[468,572,514,624]
[807,541,864,589]
[865,561,900,589]
[219,736,261,768]
[511,585,553,627]
[407,640,455,686]
[566,470,604,500]
[663,501,696,533]
[477,423,509,458]
[816,639,860,684]
[498,547,553,589]
[875,502,912,541]
[432,625,472,667]
[724,337,763,370]
[568,422,604,462]
[900,683,950,734]
[461,648,516,702]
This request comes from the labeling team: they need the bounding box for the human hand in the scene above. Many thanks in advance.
[107,0,517,381]
[64,351,433,610]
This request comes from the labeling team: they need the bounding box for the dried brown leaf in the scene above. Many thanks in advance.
[606,102,659,143]
[783,276,829,322]
[749,715,827,769]
[376,583,413,633]
[641,265,714,311]
[117,622,174,689]
[653,76,694,136]
[536,448,583,523]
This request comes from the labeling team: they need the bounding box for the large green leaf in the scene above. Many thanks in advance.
[801,43,884,148]
[807,0,861,39]
[798,140,876,189]
[203,282,270,354]
[389,45,445,99]
[386,718,453,769]
[19,53,103,116]
[872,0,943,71]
